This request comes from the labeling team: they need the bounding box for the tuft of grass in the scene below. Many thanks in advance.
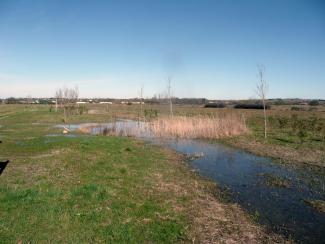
[305,200,325,213]
[260,173,291,188]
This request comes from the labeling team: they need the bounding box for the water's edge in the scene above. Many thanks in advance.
[54,122,325,243]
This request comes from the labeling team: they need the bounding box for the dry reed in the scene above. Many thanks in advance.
[150,115,248,139]
[79,115,248,139]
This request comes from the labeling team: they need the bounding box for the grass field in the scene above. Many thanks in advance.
[2,103,324,167]
[47,102,325,167]
[0,105,286,243]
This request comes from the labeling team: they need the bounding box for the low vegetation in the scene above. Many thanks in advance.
[260,173,291,188]
[305,200,325,213]
[204,103,226,108]
[234,104,271,110]
[0,105,287,243]
[3,103,324,168]
[151,115,248,139]
[224,109,325,168]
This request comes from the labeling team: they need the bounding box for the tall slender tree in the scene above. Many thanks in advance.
[256,64,268,139]
[167,77,173,117]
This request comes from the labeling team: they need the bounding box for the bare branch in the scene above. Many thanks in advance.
[255,64,268,139]
[167,76,173,117]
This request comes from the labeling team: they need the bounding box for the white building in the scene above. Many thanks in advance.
[99,101,113,104]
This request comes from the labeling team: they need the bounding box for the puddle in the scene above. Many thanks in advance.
[54,121,325,243]
[54,123,92,131]
[45,133,79,138]
[55,120,150,137]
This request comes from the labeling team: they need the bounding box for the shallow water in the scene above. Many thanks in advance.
[152,138,325,243]
[45,133,79,138]
[54,123,102,131]
[55,121,325,243]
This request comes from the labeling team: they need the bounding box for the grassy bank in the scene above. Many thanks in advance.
[0,105,285,242]
[222,112,325,168]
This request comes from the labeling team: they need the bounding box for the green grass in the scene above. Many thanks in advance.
[0,106,191,242]
[0,104,307,242]
[0,135,189,243]
[222,111,325,167]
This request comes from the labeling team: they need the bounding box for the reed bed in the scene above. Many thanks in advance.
[78,115,248,139]
[150,115,248,139]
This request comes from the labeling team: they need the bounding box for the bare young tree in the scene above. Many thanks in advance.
[139,85,144,118]
[167,76,173,117]
[55,88,63,110]
[255,64,268,139]
[26,95,33,104]
[55,86,79,123]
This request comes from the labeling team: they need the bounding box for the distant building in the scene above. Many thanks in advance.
[99,101,112,104]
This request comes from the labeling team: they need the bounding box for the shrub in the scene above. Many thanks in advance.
[78,105,87,115]
[278,117,289,129]
[144,109,158,119]
[309,100,319,106]
[204,103,226,108]
[291,106,304,111]
[234,104,270,109]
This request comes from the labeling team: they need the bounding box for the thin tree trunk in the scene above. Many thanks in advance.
[64,107,67,124]
[263,99,267,139]
[169,98,173,118]
[167,78,173,118]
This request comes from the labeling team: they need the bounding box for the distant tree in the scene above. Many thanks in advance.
[274,99,285,105]
[55,86,79,123]
[167,77,173,117]
[6,97,17,104]
[55,88,62,111]
[139,85,144,119]
[308,100,319,106]
[255,64,268,139]
[26,95,33,104]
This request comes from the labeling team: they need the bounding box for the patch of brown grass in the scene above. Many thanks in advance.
[305,200,325,213]
[151,115,248,139]
[78,115,248,140]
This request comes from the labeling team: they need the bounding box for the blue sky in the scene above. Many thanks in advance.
[0,0,324,99]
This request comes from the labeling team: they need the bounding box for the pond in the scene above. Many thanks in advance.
[55,121,325,243]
